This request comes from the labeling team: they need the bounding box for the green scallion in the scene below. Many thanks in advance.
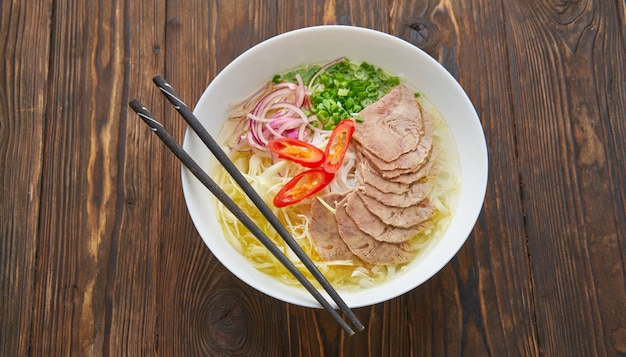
[272,58,401,130]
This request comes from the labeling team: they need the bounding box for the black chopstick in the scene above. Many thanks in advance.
[152,75,365,333]
[128,99,357,336]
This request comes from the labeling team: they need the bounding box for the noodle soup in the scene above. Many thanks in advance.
[212,59,460,291]
[183,26,487,308]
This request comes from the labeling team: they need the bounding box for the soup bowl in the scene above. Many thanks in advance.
[182,25,488,308]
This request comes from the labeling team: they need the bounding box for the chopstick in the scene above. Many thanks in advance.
[128,99,355,335]
[151,76,364,333]
[128,91,362,335]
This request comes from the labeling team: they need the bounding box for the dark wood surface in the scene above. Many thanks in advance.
[2,0,625,355]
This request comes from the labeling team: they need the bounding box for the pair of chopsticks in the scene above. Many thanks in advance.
[129,75,365,336]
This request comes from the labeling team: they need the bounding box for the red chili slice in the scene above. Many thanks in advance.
[323,119,355,173]
[273,169,335,208]
[267,138,326,168]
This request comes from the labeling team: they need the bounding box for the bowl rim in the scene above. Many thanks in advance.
[182,25,488,308]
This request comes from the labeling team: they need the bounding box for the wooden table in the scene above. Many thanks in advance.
[2,1,625,355]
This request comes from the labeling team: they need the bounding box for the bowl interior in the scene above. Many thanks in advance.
[182,25,488,308]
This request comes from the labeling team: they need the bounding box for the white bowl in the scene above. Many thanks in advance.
[182,25,488,308]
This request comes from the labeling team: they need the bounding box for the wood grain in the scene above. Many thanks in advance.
[0,1,50,356]
[1,0,625,355]
[504,0,626,354]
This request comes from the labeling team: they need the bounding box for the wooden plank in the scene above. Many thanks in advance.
[389,0,541,355]
[0,1,51,356]
[504,0,626,355]
[104,0,165,356]
[155,1,286,355]
[30,0,132,354]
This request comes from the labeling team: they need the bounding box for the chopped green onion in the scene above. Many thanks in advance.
[361,98,374,107]
[272,58,401,130]
[317,110,329,122]
[354,69,368,80]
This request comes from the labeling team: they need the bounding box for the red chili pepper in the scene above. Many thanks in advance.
[323,119,355,173]
[267,138,326,168]
[273,169,335,208]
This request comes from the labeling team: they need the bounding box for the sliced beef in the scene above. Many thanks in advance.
[358,192,434,228]
[357,153,410,194]
[309,84,441,263]
[357,110,433,176]
[360,145,428,174]
[357,176,432,208]
[351,85,423,162]
[357,147,440,191]
[386,147,439,184]
[335,196,415,264]
[309,192,356,261]
[343,193,421,242]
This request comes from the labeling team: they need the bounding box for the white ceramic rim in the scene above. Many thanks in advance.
[181,25,488,308]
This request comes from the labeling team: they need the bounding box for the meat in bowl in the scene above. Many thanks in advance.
[310,85,440,264]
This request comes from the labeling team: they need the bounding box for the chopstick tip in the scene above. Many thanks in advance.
[153,74,168,88]
[128,99,163,131]
[129,98,143,111]
[152,76,186,109]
